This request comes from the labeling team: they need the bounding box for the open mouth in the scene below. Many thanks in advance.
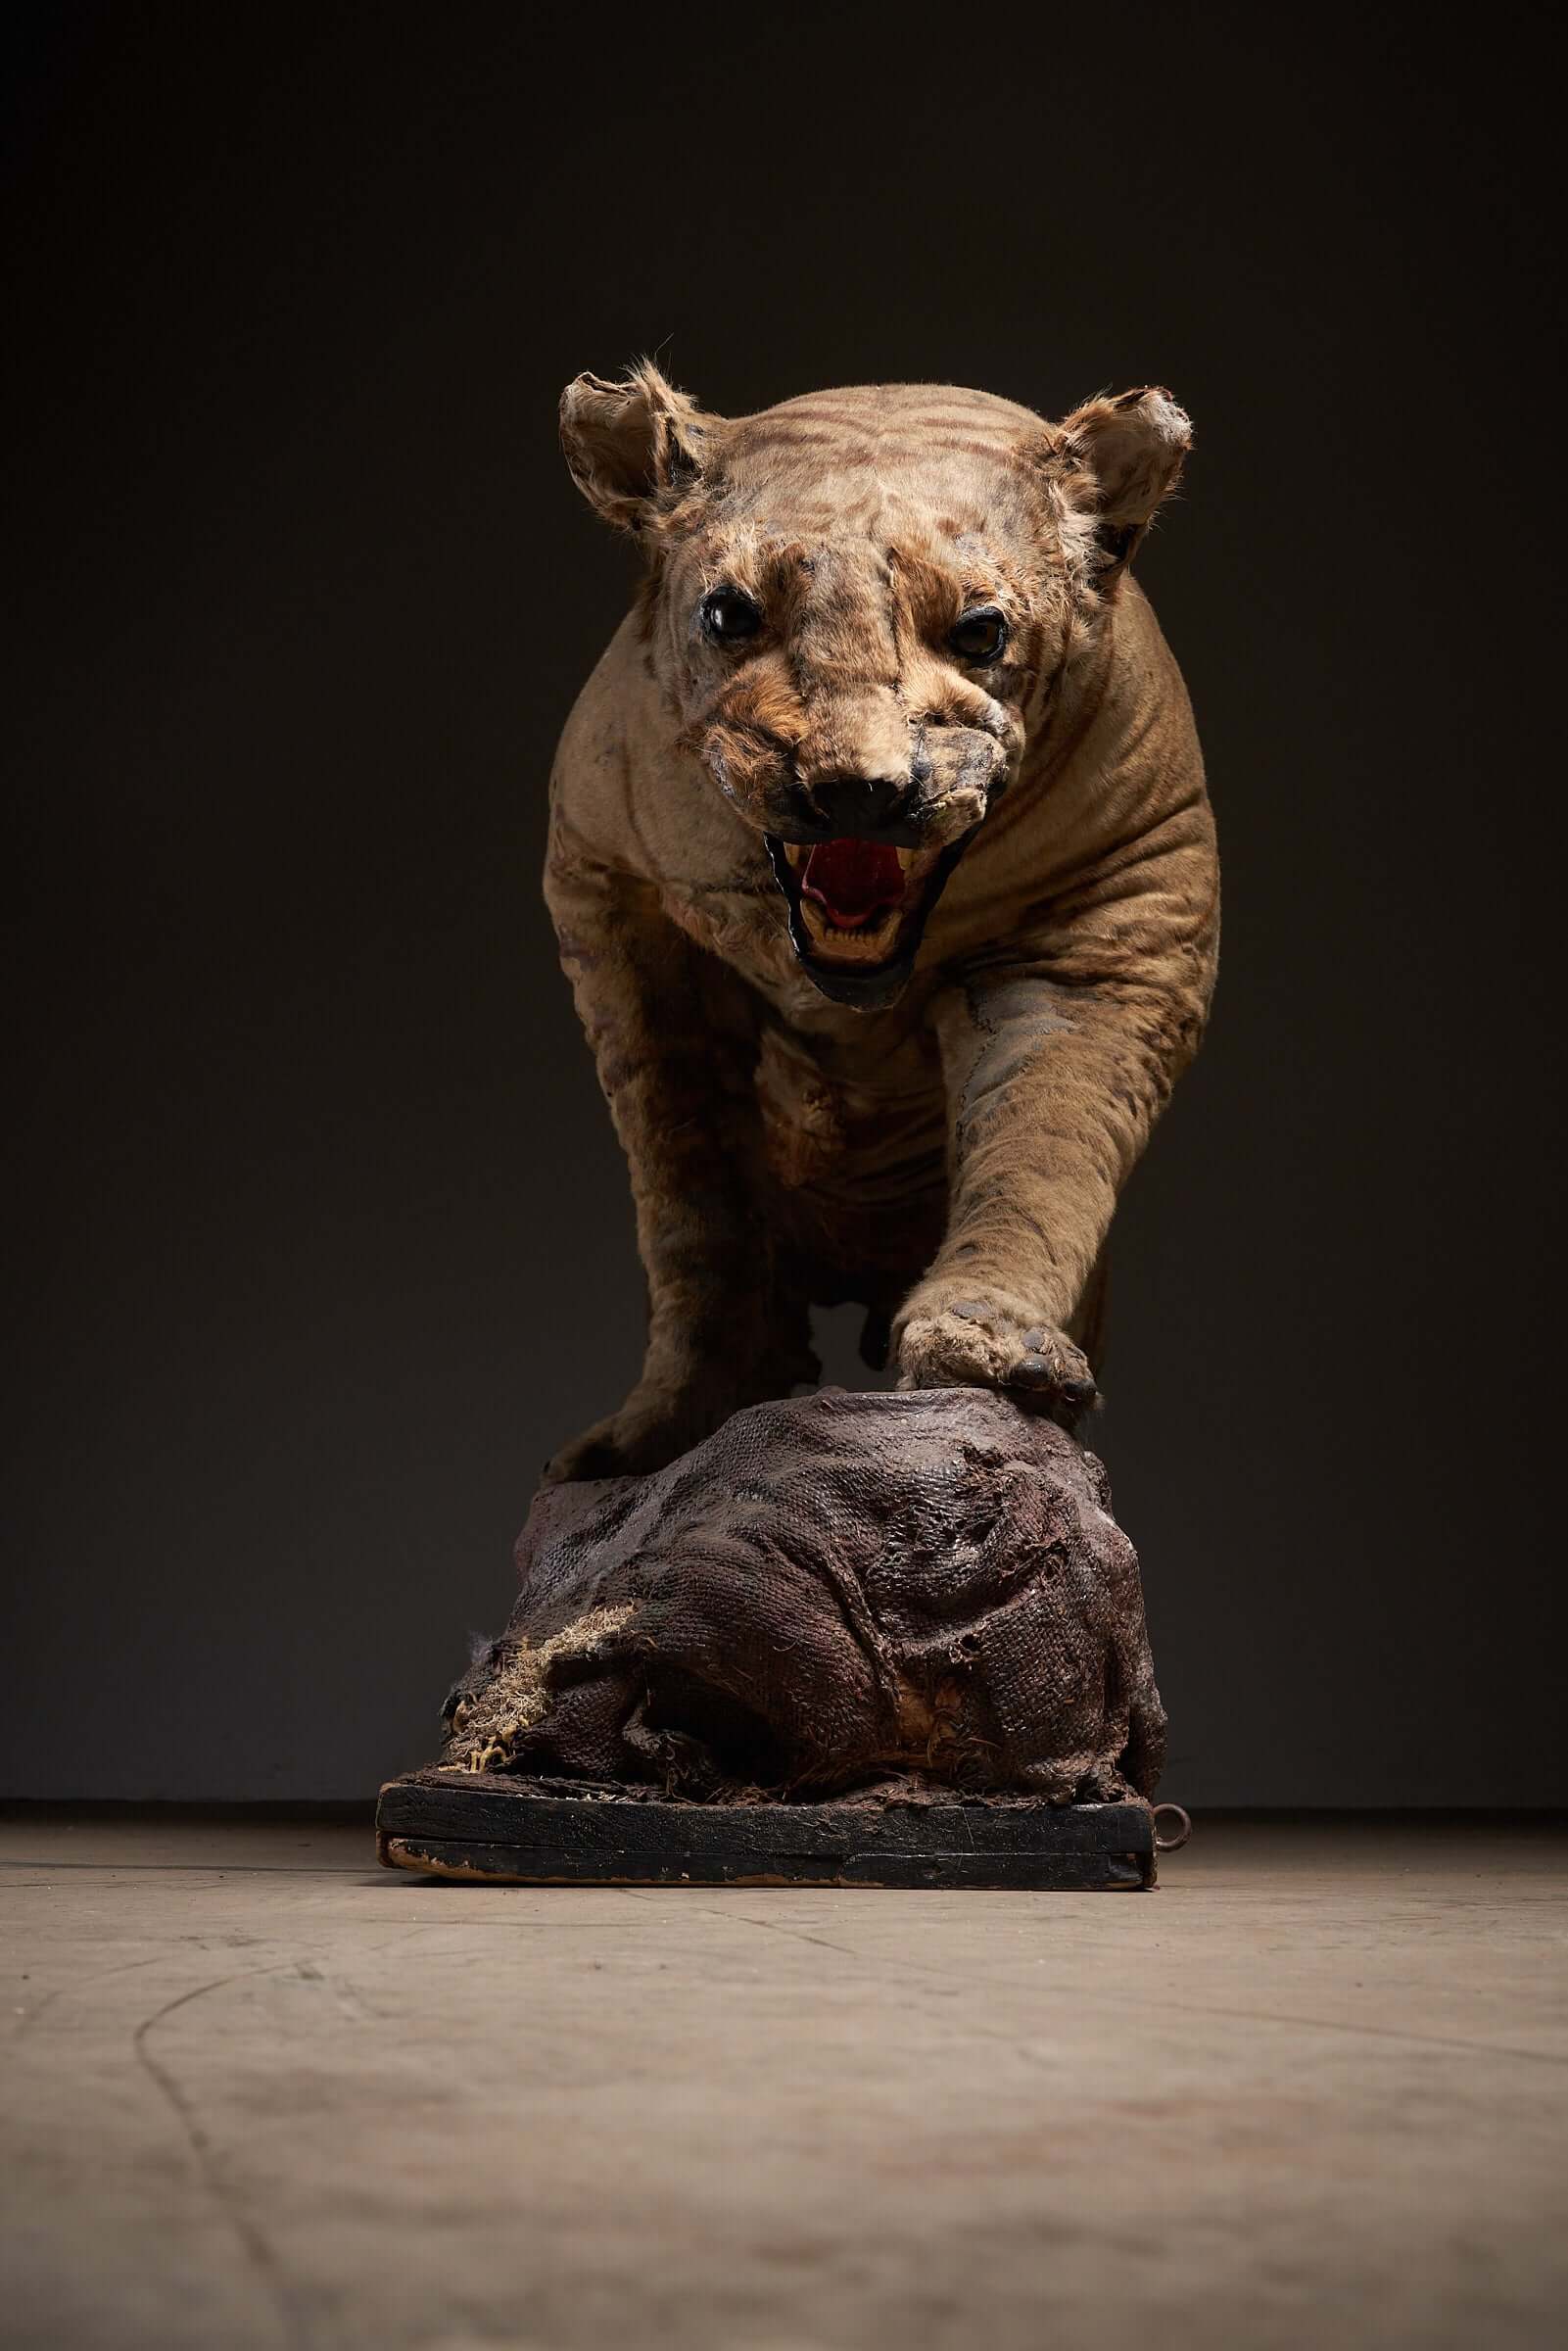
[765,833,973,1006]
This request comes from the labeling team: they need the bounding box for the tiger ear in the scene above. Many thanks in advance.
[559,361,715,533]
[1057,387,1192,589]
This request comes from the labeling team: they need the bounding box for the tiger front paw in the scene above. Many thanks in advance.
[893,1286,1099,1426]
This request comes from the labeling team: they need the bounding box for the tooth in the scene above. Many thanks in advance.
[796,891,902,965]
[785,842,808,871]
[894,847,914,873]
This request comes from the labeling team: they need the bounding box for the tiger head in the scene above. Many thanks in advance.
[560,365,1189,1007]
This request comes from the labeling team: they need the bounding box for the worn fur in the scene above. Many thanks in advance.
[545,367,1218,1480]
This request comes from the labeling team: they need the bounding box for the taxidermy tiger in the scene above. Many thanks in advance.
[543,365,1218,1483]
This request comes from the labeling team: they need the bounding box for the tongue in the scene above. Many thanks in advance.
[801,839,905,930]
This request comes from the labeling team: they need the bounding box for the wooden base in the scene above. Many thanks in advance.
[376,1770,1158,1890]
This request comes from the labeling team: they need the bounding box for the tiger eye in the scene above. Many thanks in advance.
[948,605,1010,663]
[700,588,763,646]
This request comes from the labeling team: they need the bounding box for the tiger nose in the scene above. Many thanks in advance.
[804,771,917,837]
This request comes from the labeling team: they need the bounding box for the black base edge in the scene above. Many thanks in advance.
[374,1770,1158,1890]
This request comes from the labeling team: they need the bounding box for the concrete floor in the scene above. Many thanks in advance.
[1,1817,1563,2350]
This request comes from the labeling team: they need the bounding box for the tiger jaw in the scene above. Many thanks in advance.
[764,833,972,1006]
[799,890,907,964]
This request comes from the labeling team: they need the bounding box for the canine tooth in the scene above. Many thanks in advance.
[894,847,915,874]
[785,842,808,871]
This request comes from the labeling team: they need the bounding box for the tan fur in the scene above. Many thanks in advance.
[543,370,1218,1479]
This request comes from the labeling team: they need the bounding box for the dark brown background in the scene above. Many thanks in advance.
[4,6,1560,1801]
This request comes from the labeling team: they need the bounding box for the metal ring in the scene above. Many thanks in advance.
[1152,1802,1192,1853]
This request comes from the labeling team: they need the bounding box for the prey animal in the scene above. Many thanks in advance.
[544,366,1218,1482]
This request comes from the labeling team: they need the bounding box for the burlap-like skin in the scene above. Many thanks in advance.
[444,1388,1165,1803]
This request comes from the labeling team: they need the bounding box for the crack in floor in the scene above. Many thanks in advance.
[131,1965,326,2351]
